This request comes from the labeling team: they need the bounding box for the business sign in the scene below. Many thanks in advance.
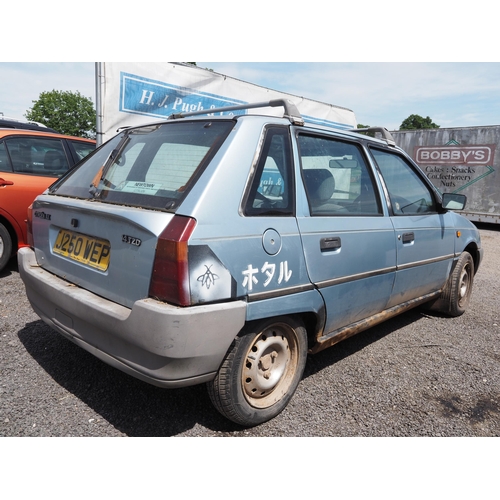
[415,145,495,165]
[414,142,495,192]
[97,62,357,144]
[393,128,500,222]
[119,72,246,120]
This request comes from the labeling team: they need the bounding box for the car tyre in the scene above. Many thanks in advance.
[429,251,475,317]
[0,222,13,272]
[448,251,475,316]
[207,315,308,427]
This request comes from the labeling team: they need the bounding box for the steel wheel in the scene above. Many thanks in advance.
[449,251,474,316]
[457,261,472,309]
[429,251,475,317]
[242,321,300,409]
[208,316,307,426]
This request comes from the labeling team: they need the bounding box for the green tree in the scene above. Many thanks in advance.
[25,90,96,139]
[399,114,439,130]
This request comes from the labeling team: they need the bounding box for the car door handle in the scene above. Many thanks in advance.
[0,178,14,187]
[402,232,414,244]
[320,236,341,252]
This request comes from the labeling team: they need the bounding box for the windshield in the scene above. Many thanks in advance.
[50,120,234,211]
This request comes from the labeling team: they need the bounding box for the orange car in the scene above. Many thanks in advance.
[0,127,95,271]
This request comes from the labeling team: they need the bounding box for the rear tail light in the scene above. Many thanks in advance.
[26,204,34,248]
[149,215,197,306]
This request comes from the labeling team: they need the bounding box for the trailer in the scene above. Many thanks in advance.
[392,126,500,224]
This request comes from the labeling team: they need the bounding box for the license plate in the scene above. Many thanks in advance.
[53,229,111,271]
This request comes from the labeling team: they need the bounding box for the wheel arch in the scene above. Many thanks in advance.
[245,288,326,347]
[464,241,481,275]
[243,310,324,353]
[297,311,324,350]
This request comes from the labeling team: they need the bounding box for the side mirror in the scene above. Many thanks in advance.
[441,192,467,211]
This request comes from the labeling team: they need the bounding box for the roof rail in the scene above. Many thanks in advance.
[168,99,305,125]
[352,126,396,146]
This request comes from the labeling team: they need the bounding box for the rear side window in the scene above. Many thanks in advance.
[3,137,69,176]
[298,133,381,216]
[51,120,234,211]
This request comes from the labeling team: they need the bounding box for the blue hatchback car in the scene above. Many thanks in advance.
[19,100,483,426]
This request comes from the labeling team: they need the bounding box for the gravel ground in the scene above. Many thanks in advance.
[1,224,499,437]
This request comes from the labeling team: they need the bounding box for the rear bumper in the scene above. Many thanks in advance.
[18,247,247,388]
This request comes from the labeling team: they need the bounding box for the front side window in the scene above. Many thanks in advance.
[370,148,436,215]
[50,120,234,212]
[4,137,69,176]
[298,134,381,216]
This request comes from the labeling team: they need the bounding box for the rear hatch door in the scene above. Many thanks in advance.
[32,195,173,309]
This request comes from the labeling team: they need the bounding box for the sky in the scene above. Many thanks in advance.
[1,62,499,132]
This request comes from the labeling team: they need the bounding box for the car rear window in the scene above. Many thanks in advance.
[50,120,234,211]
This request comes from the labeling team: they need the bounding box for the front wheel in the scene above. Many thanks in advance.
[207,316,308,427]
[429,251,475,317]
[448,251,475,316]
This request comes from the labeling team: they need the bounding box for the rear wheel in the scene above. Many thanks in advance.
[207,316,307,426]
[0,223,13,272]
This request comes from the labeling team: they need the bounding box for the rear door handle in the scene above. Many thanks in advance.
[0,178,14,187]
[320,236,341,252]
[402,232,414,244]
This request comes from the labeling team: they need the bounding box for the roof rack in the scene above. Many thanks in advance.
[352,126,396,146]
[168,99,305,126]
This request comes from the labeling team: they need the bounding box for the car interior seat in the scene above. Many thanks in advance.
[44,150,66,172]
[303,169,335,206]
